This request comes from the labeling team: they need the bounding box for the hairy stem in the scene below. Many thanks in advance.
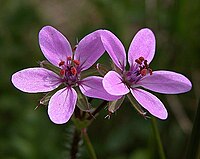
[70,127,81,159]
[151,117,166,159]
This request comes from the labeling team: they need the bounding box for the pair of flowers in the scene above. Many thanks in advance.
[11,26,192,124]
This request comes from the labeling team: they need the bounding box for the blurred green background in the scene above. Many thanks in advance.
[0,0,199,158]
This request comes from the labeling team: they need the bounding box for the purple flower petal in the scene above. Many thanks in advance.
[128,28,155,66]
[99,30,126,70]
[131,88,168,120]
[103,71,130,96]
[48,87,77,124]
[137,71,192,94]
[79,76,121,101]
[39,26,72,67]
[11,68,61,93]
[75,30,105,71]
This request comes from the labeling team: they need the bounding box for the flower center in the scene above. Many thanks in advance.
[123,56,153,87]
[58,56,80,87]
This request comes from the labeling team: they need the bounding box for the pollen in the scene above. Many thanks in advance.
[135,56,153,77]
[144,60,148,68]
[60,69,65,76]
[70,67,77,75]
[135,57,145,65]
[140,69,148,76]
[67,56,72,60]
[139,57,144,62]
[135,59,142,65]
[149,68,153,75]
[73,60,80,65]
[59,61,65,66]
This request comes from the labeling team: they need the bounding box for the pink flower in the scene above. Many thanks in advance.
[100,28,192,119]
[11,26,120,124]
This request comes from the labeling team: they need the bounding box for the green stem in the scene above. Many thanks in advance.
[151,117,166,159]
[82,128,97,159]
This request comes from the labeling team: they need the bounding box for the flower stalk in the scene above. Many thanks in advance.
[82,128,97,159]
[151,117,166,159]
[70,127,81,159]
[71,100,109,158]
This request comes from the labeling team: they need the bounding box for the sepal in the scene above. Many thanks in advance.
[96,63,109,76]
[127,92,147,117]
[108,96,125,113]
[75,87,94,112]
[40,60,60,75]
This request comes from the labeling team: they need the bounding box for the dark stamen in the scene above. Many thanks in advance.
[60,69,65,76]
[139,57,144,62]
[67,56,72,60]
[71,67,77,75]
[140,69,148,76]
[135,57,153,76]
[73,60,80,65]
[135,59,142,65]
[59,61,65,66]
[149,68,153,75]
[144,60,148,68]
